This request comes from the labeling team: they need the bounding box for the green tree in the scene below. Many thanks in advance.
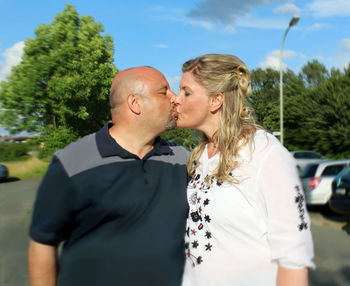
[162,128,201,151]
[249,68,301,136]
[303,66,350,158]
[0,4,117,141]
[299,59,329,87]
[249,68,279,128]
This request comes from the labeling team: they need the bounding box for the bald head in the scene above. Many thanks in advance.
[109,66,163,110]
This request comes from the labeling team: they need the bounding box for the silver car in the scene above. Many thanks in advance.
[290,150,325,173]
[0,164,9,182]
[301,159,350,206]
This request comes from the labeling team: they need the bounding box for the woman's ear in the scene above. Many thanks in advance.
[209,93,224,113]
[127,94,141,115]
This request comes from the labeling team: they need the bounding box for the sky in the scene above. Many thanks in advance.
[1,0,350,134]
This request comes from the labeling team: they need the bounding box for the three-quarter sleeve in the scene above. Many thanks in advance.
[29,155,75,246]
[257,145,315,269]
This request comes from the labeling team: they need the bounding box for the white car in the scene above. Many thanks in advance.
[290,150,325,173]
[301,159,350,206]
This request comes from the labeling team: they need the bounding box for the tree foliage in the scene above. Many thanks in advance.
[162,128,201,151]
[303,67,350,158]
[299,59,329,87]
[249,61,350,158]
[0,4,117,140]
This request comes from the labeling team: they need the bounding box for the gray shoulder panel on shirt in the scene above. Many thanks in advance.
[55,134,189,178]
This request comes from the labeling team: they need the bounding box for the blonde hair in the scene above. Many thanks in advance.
[184,54,260,184]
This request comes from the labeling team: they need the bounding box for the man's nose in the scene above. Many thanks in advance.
[171,93,183,105]
[169,90,177,104]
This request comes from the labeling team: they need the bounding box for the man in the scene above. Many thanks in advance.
[28,67,189,286]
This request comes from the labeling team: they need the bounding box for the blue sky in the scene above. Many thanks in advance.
[1,0,350,134]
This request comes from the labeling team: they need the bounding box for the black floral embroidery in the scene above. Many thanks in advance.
[205,231,212,239]
[294,185,308,231]
[216,180,223,186]
[191,211,202,222]
[186,171,215,267]
[192,240,199,248]
[205,243,213,251]
[204,215,211,223]
[185,249,203,266]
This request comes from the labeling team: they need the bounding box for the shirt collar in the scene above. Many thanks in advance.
[96,123,173,158]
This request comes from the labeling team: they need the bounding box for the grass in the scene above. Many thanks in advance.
[1,156,49,180]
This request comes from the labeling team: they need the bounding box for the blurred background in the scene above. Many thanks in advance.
[0,1,349,285]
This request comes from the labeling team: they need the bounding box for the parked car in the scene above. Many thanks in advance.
[290,150,325,173]
[0,164,9,181]
[300,159,350,206]
[329,166,350,215]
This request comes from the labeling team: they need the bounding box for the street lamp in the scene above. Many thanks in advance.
[279,16,299,145]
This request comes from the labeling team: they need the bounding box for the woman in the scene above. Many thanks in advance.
[174,54,314,286]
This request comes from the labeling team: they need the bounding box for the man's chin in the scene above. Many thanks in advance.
[165,121,177,131]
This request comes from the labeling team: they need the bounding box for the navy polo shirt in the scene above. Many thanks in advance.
[30,124,189,286]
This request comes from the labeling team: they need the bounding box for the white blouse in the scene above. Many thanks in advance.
[182,130,315,286]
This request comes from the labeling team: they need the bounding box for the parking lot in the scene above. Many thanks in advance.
[0,179,349,286]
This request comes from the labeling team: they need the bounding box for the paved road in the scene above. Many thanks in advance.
[308,210,350,286]
[0,180,349,286]
[0,179,40,286]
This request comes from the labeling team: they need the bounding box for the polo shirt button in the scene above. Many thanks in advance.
[144,179,148,184]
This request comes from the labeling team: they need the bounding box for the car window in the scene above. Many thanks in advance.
[300,164,318,178]
[293,152,322,159]
[304,152,322,159]
[321,164,346,176]
[293,152,304,159]
[337,166,350,180]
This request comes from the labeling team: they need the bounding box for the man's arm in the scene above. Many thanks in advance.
[277,266,308,286]
[28,239,57,286]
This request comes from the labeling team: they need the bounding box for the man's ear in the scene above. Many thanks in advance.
[209,93,224,113]
[126,94,141,115]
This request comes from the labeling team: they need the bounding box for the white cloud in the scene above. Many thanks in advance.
[0,41,24,81]
[340,38,350,51]
[186,19,214,30]
[307,0,350,18]
[152,44,169,49]
[331,38,350,69]
[236,15,286,29]
[187,0,282,25]
[258,49,299,70]
[305,22,330,32]
[273,3,300,16]
[161,14,214,31]
[224,25,236,34]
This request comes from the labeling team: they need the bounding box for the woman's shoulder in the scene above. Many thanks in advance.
[244,129,289,160]
[252,129,280,149]
[249,129,295,165]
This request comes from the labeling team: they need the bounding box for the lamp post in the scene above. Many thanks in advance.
[279,16,299,145]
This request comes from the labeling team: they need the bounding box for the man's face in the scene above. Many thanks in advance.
[141,69,177,133]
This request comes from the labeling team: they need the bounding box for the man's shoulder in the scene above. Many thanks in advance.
[52,132,100,177]
[158,137,190,164]
[55,133,96,159]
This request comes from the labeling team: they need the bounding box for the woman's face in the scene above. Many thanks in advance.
[174,71,212,129]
